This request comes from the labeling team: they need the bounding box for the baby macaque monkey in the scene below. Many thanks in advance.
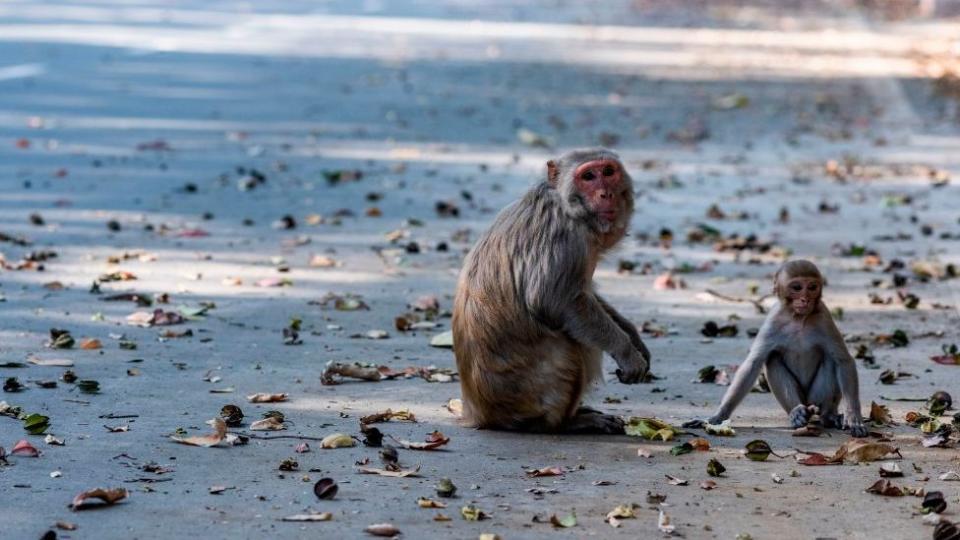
[452,148,650,434]
[706,260,867,437]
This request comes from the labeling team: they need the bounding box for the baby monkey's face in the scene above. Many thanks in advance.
[784,277,821,317]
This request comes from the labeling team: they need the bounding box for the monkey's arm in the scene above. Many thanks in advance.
[563,293,648,384]
[824,329,867,437]
[706,334,774,424]
[595,294,650,361]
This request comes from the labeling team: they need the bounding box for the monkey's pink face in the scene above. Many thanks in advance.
[784,277,821,317]
[573,159,626,225]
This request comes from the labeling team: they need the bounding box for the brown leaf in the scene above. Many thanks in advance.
[834,441,901,463]
[366,523,400,537]
[79,338,102,350]
[357,464,421,478]
[249,417,285,431]
[170,418,226,447]
[869,402,894,426]
[796,452,841,466]
[665,474,688,485]
[417,497,447,508]
[71,487,128,510]
[390,431,450,451]
[689,437,711,451]
[526,466,564,477]
[865,479,904,496]
[360,409,416,424]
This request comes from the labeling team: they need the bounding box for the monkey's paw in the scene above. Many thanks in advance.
[615,365,647,385]
[845,420,868,438]
[788,404,817,428]
[704,415,725,426]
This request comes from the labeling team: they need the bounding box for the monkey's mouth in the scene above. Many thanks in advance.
[597,210,617,222]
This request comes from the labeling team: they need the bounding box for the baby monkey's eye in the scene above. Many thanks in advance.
[602,165,616,177]
[581,171,596,181]
[790,283,803,291]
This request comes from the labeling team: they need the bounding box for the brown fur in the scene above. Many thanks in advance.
[452,149,650,434]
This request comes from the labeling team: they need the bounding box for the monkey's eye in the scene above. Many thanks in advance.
[790,283,803,292]
[807,284,819,291]
[581,171,596,181]
[602,165,616,177]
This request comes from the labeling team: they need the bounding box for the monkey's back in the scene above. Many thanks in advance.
[452,184,593,429]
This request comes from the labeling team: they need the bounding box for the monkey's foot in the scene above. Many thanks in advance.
[563,412,625,434]
[843,418,869,438]
[575,406,604,416]
[788,404,818,428]
[821,412,844,429]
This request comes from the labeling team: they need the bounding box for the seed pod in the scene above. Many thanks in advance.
[313,478,338,500]
[934,520,960,540]
[707,458,726,477]
[929,392,952,416]
[361,424,383,447]
[436,477,457,498]
[744,440,773,461]
[219,405,244,427]
[924,491,947,514]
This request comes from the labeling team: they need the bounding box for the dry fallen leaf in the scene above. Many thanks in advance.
[11,439,40,457]
[605,504,636,528]
[390,431,450,451]
[71,487,128,510]
[321,433,356,449]
[700,480,717,490]
[281,512,332,522]
[445,398,463,417]
[28,358,73,367]
[417,497,447,509]
[834,441,901,463]
[665,474,688,486]
[79,338,102,350]
[171,418,226,448]
[365,523,400,537]
[658,509,676,534]
[250,417,285,431]
[689,438,711,451]
[357,464,421,478]
[247,393,288,403]
[360,409,416,424]
[526,466,564,477]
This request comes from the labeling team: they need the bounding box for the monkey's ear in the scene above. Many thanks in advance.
[546,160,559,186]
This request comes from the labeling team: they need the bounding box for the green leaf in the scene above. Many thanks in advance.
[624,417,679,441]
[77,380,100,394]
[707,458,726,477]
[23,413,50,435]
[670,443,693,456]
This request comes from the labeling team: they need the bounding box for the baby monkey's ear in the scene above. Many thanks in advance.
[546,160,559,187]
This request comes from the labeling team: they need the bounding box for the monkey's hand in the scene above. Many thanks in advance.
[788,404,817,428]
[844,417,868,438]
[614,348,648,385]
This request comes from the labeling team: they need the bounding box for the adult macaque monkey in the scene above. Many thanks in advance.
[706,260,867,437]
[452,148,650,434]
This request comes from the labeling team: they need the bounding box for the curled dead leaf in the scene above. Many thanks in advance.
[71,487,128,510]
[247,393,288,403]
[281,512,332,522]
[321,433,356,449]
[171,418,226,447]
[365,523,400,537]
[249,417,285,431]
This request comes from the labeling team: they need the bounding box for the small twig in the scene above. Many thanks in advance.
[99,414,140,419]
[704,289,771,314]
